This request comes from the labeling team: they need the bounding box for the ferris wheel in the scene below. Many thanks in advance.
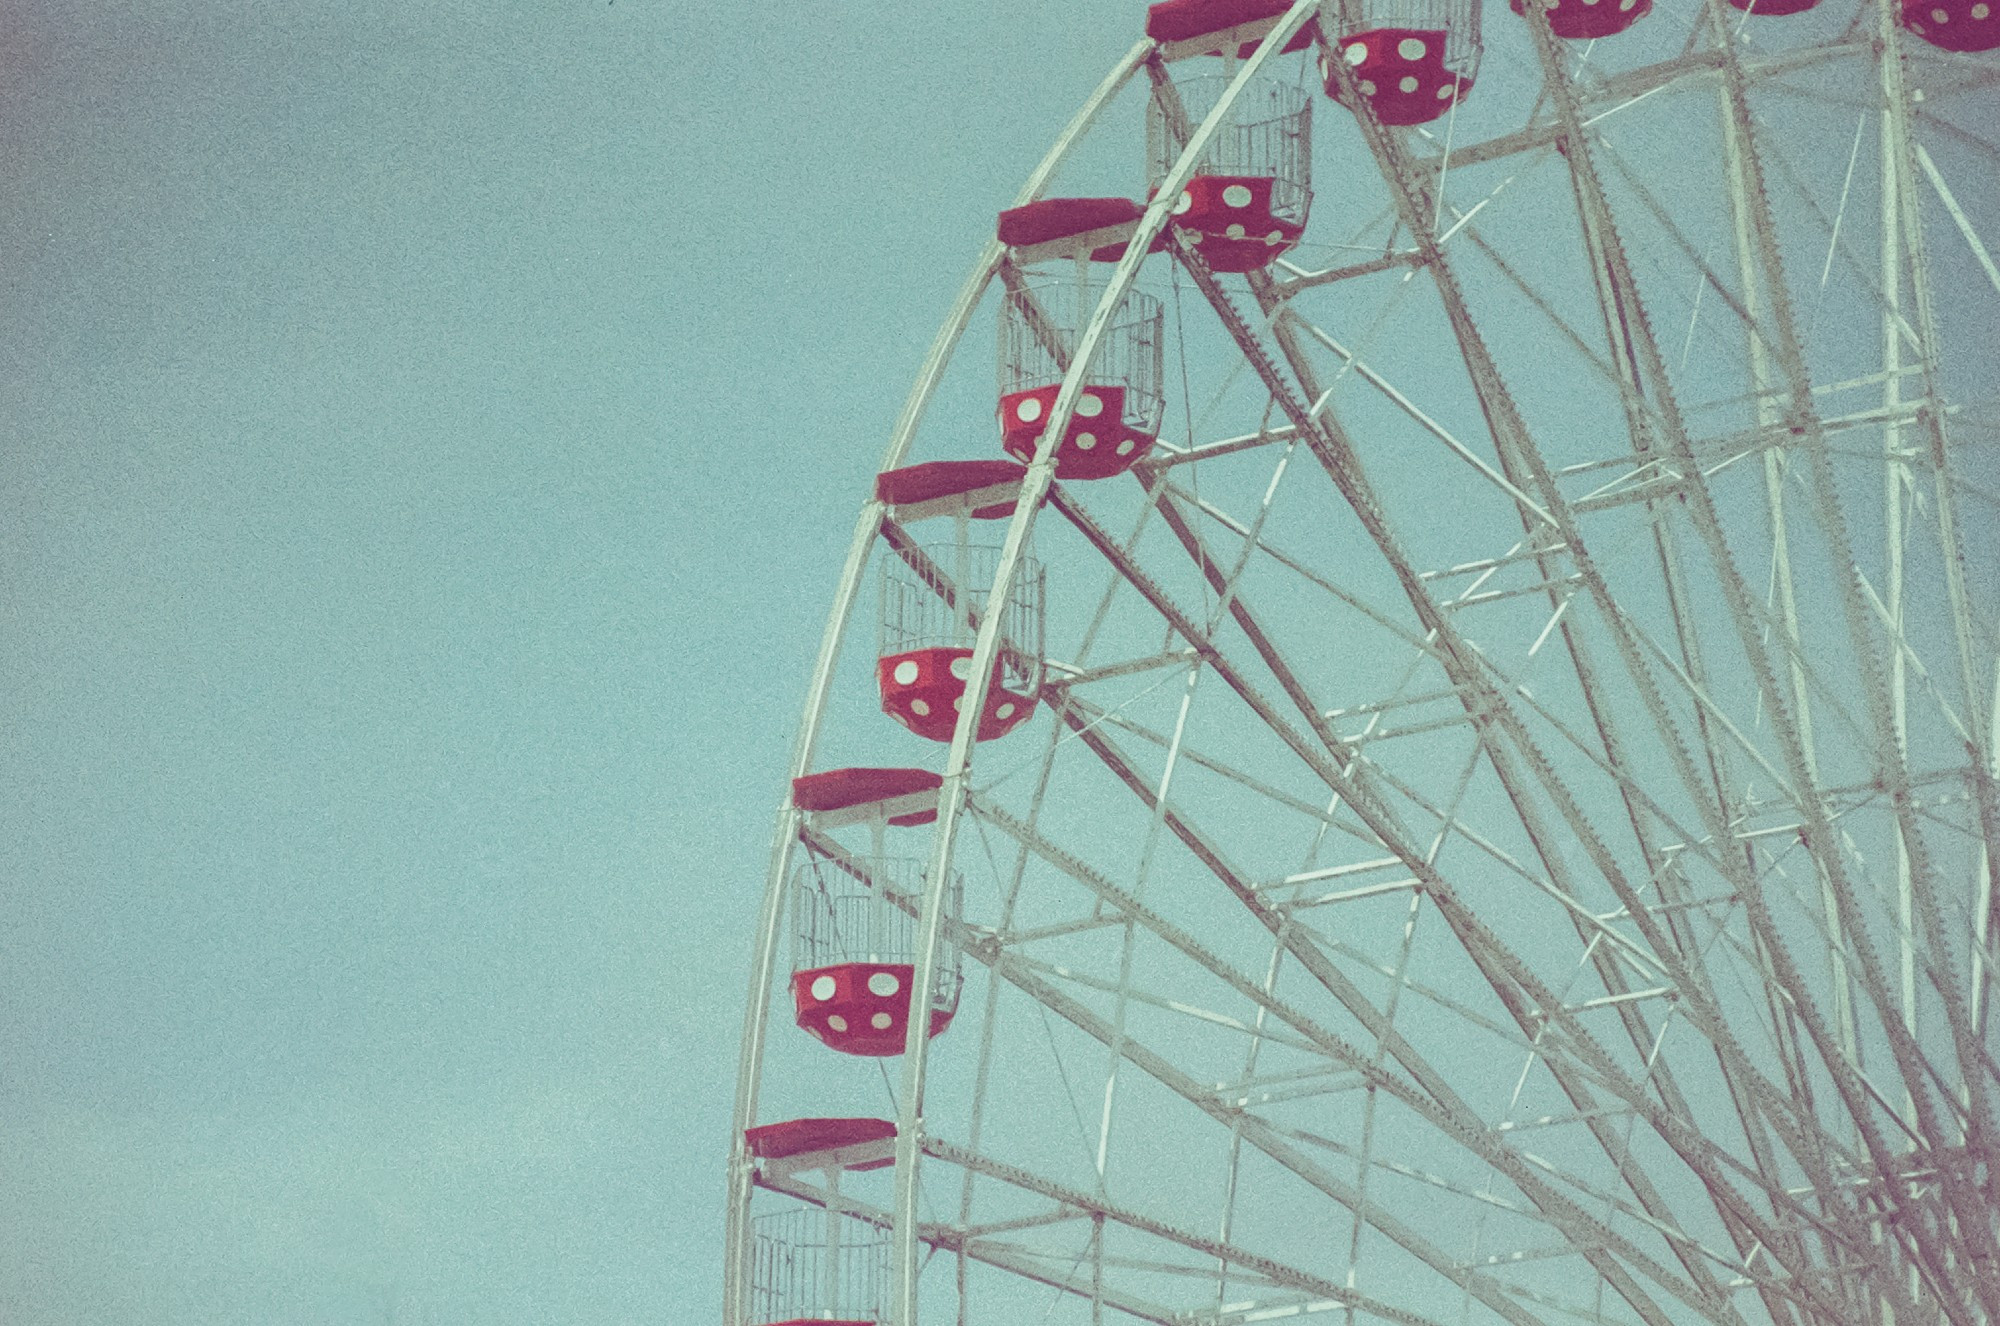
[724,0,2000,1323]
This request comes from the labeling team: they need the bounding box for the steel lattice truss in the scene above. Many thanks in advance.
[726,2,2000,1324]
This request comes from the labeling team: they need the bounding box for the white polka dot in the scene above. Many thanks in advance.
[1225,223,1246,238]
[1222,184,1253,208]
[893,659,919,685]
[828,1014,848,1032]
[952,695,962,712]
[911,698,930,716]
[1975,2,1991,14]
[1437,84,1455,98]
[997,702,1017,719]
[868,971,900,996]
[1399,76,1419,92]
[1115,439,1136,455]
[1398,36,1428,58]
[1266,230,1284,242]
[870,1012,893,1030]
[810,975,837,1001]
[1075,393,1104,418]
[1016,396,1042,422]
[1076,432,1098,450]
[1359,79,1377,94]
[1619,0,1636,9]
[1932,5,1949,16]
[1174,191,1194,215]
[949,655,970,680]
[1583,0,1601,7]
[1345,41,1368,63]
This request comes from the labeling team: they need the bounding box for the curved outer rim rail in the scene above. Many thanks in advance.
[720,36,1156,1326]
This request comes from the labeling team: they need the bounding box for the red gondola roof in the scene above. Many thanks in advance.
[745,1116,896,1163]
[876,460,1026,519]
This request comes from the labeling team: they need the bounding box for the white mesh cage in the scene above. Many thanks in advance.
[1147,74,1314,225]
[878,541,1045,697]
[790,855,965,1015]
[750,1206,889,1326]
[998,281,1166,438]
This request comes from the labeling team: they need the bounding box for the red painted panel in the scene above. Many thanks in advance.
[1147,0,1290,39]
[1147,0,1319,52]
[1903,0,2000,48]
[998,384,1154,480]
[877,648,1036,744]
[875,460,1026,515]
[793,962,955,1057]
[1324,28,1471,127]
[1510,0,1651,40]
[997,197,1142,247]
[1725,0,1818,14]
[1164,173,1306,272]
[744,1116,896,1160]
[791,767,942,813]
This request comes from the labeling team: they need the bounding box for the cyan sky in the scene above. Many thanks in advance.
[13,2,1987,1323]
[0,2,1142,1321]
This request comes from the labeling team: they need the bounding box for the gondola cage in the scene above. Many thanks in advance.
[1510,0,1649,43]
[1319,0,1482,126]
[998,281,1165,480]
[751,1205,888,1326]
[790,854,965,1057]
[878,538,1045,744]
[1147,73,1313,273]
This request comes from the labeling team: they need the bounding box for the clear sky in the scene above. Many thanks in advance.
[0,2,1147,1321]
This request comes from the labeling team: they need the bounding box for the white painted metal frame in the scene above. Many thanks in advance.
[727,1,2000,1322]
